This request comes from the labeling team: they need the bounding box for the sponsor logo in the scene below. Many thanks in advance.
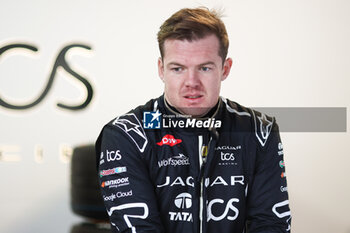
[204,176,244,187]
[281,172,286,178]
[157,176,194,188]
[218,161,237,166]
[207,198,240,222]
[100,166,127,177]
[216,146,240,166]
[279,160,285,168]
[113,114,148,153]
[278,142,283,150]
[169,211,193,222]
[106,150,122,162]
[254,112,274,147]
[103,190,133,201]
[258,113,273,140]
[143,111,162,129]
[215,145,242,151]
[101,177,130,189]
[169,193,193,222]
[157,135,182,146]
[104,194,117,202]
[174,193,192,209]
[158,153,189,168]
[0,43,93,112]
[280,186,288,192]
[221,152,235,161]
[157,175,244,188]
[99,152,105,165]
[278,142,284,156]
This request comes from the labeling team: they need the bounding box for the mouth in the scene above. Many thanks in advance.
[184,95,203,99]
[182,95,204,106]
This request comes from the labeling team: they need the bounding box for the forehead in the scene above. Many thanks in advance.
[162,34,221,63]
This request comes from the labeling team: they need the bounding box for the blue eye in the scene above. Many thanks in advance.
[201,67,211,72]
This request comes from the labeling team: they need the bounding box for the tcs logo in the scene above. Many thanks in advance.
[0,42,93,111]
[220,152,235,161]
[105,150,122,162]
[207,198,240,222]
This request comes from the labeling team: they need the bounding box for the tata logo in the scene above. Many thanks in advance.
[143,111,161,129]
[220,152,235,161]
[174,193,192,209]
[0,42,93,111]
[157,134,182,146]
[169,192,193,222]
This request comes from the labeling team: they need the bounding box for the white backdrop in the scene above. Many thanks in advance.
[1,0,349,232]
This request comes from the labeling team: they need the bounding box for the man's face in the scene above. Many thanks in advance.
[158,34,232,117]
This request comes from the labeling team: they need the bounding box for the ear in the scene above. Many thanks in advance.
[221,57,233,81]
[158,57,164,82]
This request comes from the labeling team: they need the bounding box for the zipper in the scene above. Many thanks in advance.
[198,135,212,233]
[198,135,204,233]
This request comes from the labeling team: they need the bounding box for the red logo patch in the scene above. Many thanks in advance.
[157,134,182,146]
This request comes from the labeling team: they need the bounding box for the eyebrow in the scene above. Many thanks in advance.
[166,61,216,68]
[198,61,216,67]
[167,62,184,68]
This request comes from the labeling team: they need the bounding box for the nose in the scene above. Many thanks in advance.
[184,69,200,89]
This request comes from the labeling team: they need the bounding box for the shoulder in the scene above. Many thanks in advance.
[99,97,160,153]
[220,97,277,147]
[220,96,252,118]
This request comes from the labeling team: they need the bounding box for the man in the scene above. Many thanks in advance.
[96,7,291,233]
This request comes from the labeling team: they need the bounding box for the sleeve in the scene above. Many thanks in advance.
[96,123,164,233]
[246,118,292,233]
